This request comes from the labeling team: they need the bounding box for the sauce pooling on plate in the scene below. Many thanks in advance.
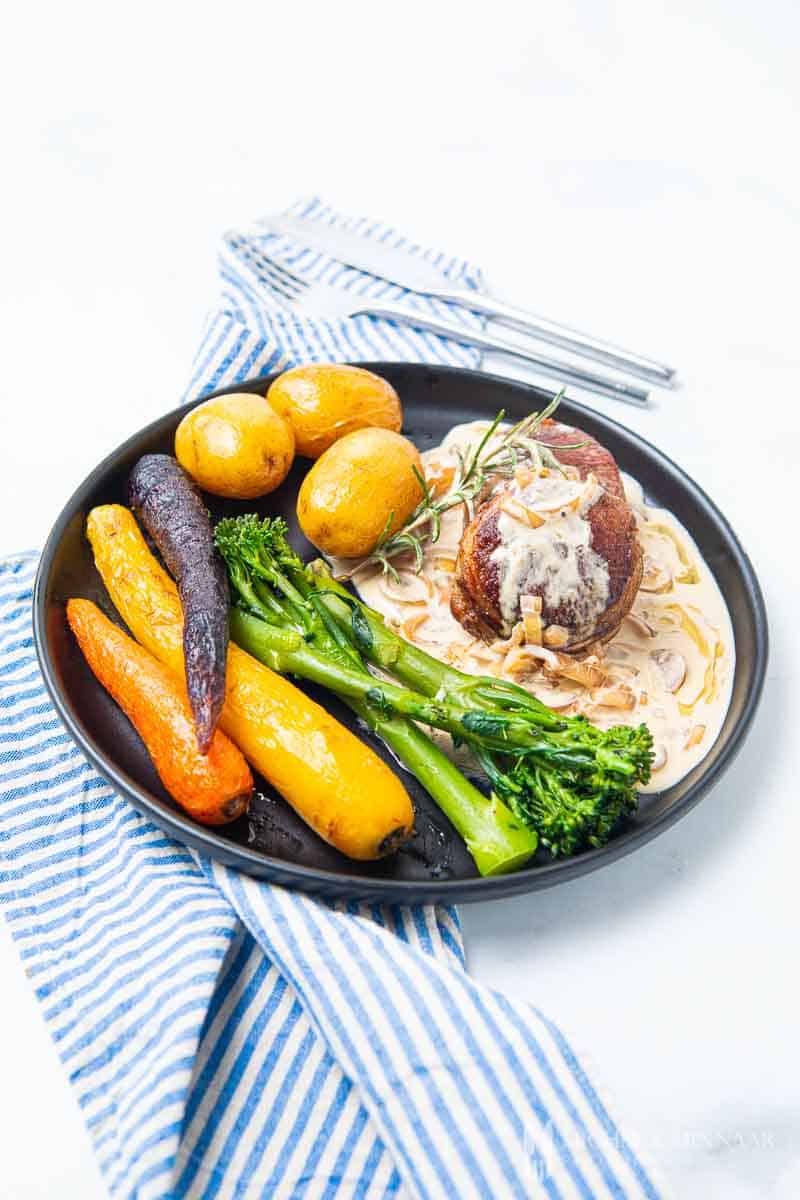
[352,420,735,793]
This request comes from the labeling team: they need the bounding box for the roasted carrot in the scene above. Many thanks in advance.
[85,505,414,859]
[66,598,252,826]
[128,455,229,753]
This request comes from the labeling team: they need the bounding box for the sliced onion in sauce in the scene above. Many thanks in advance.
[424,542,461,562]
[493,623,526,654]
[467,642,501,664]
[400,613,431,641]
[519,477,589,514]
[378,572,431,605]
[547,654,608,690]
[640,556,674,594]
[520,594,543,645]
[647,523,700,585]
[623,611,656,639]
[503,644,560,677]
[499,496,545,528]
[590,684,636,710]
[543,624,570,648]
[400,612,458,648]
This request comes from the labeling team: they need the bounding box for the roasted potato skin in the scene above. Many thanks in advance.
[267,363,402,458]
[175,393,295,499]
[297,427,424,558]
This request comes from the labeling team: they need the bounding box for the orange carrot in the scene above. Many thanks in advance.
[66,599,253,825]
[86,505,415,859]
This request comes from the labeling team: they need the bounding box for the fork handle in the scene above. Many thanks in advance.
[353,301,650,407]
[436,288,676,387]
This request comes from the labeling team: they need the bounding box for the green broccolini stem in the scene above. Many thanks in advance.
[215,515,653,861]
[216,517,538,875]
[230,609,581,758]
[309,564,566,724]
[308,558,653,853]
[349,701,538,877]
[309,560,653,780]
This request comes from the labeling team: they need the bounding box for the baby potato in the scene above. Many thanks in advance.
[297,427,424,558]
[175,393,295,499]
[267,363,402,458]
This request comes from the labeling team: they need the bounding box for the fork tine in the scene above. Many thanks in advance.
[235,237,307,302]
[261,270,301,305]
[255,260,303,303]
[258,255,307,296]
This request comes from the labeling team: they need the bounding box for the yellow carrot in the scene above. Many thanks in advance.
[85,505,414,860]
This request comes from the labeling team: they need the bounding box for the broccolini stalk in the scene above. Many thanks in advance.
[310,560,654,855]
[228,609,601,758]
[215,516,654,858]
[311,562,653,776]
[215,516,538,876]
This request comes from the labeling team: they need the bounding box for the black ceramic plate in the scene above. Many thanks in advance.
[33,364,768,903]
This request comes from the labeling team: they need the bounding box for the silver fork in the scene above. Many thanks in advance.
[252,253,651,407]
[261,211,675,386]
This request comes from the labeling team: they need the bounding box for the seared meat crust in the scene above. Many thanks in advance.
[451,419,642,651]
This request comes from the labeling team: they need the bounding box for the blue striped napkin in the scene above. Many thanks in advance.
[0,199,664,1199]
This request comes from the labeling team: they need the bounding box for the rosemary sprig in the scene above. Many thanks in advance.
[352,388,582,580]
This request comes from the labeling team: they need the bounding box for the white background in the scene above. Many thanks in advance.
[1,2,798,1196]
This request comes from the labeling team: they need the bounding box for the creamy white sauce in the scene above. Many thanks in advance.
[352,420,735,794]
[492,475,610,636]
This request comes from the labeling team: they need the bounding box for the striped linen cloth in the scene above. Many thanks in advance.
[0,199,665,1199]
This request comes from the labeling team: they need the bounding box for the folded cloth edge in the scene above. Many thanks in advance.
[0,198,668,1200]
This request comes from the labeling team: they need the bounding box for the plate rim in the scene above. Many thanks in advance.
[32,364,769,903]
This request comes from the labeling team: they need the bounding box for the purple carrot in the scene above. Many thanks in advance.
[128,455,228,753]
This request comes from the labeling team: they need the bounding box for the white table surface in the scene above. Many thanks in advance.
[1,2,798,1196]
